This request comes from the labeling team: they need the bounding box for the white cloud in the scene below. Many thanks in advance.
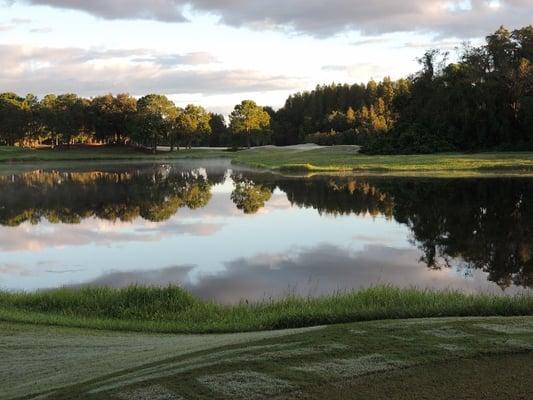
[9,0,533,38]
[0,44,301,97]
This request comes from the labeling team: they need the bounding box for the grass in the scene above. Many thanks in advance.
[1,286,532,334]
[2,315,532,399]
[0,145,229,163]
[2,145,533,174]
[231,147,533,174]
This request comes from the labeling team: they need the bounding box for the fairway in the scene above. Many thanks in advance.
[2,316,532,400]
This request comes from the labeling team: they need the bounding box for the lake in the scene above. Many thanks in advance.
[0,160,531,303]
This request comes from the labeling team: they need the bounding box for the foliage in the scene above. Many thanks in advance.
[0,93,32,146]
[1,285,532,333]
[229,100,271,148]
[272,77,405,145]
[230,177,274,213]
[89,93,137,144]
[175,104,212,149]
[363,26,533,154]
[135,94,178,152]
[0,166,222,226]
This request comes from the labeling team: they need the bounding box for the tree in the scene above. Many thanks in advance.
[53,94,89,146]
[22,94,46,147]
[38,94,89,147]
[229,100,271,148]
[39,94,60,146]
[231,179,273,214]
[135,94,177,153]
[208,113,229,147]
[174,104,211,150]
[90,94,137,144]
[346,107,356,127]
[0,93,31,146]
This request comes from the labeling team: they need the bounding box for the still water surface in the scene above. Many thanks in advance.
[0,160,531,302]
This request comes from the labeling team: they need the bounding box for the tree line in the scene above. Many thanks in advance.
[274,25,532,153]
[0,25,531,153]
[0,93,271,151]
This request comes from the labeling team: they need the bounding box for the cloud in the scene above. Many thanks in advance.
[10,17,32,23]
[321,63,390,80]
[0,16,33,30]
[14,0,188,22]
[0,262,34,276]
[10,0,533,38]
[0,44,301,97]
[131,52,219,66]
[401,39,465,49]
[350,37,391,46]
[29,26,53,33]
[77,243,523,303]
[0,218,225,252]
[72,265,195,289]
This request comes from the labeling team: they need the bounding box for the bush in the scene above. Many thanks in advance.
[362,125,457,155]
[305,129,375,147]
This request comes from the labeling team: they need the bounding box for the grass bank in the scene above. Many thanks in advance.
[3,316,532,399]
[0,145,228,163]
[1,286,532,334]
[3,145,533,174]
[231,146,533,174]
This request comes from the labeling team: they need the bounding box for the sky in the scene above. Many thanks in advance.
[0,0,531,114]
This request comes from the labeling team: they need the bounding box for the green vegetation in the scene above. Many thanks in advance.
[230,100,272,148]
[1,286,532,334]
[0,145,228,163]
[275,25,533,154]
[232,147,533,173]
[2,316,532,399]
[3,145,533,175]
[1,25,531,154]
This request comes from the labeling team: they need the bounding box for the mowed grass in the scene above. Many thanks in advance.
[0,145,228,163]
[2,145,533,174]
[1,286,532,334]
[231,146,533,173]
[3,316,532,399]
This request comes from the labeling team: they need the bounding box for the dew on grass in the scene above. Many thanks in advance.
[234,343,349,362]
[117,385,183,400]
[291,354,406,377]
[475,323,533,335]
[424,327,471,339]
[388,335,416,342]
[197,370,293,398]
[503,339,533,350]
[436,343,467,352]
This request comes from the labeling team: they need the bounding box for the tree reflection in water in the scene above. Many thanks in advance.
[0,166,531,288]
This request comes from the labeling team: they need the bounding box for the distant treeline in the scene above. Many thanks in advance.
[276,25,533,153]
[0,25,531,154]
[0,93,272,150]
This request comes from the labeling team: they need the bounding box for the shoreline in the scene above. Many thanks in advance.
[2,146,533,176]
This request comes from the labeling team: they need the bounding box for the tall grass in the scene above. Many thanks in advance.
[0,286,531,333]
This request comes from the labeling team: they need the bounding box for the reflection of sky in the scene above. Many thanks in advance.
[0,185,409,291]
[0,165,528,299]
